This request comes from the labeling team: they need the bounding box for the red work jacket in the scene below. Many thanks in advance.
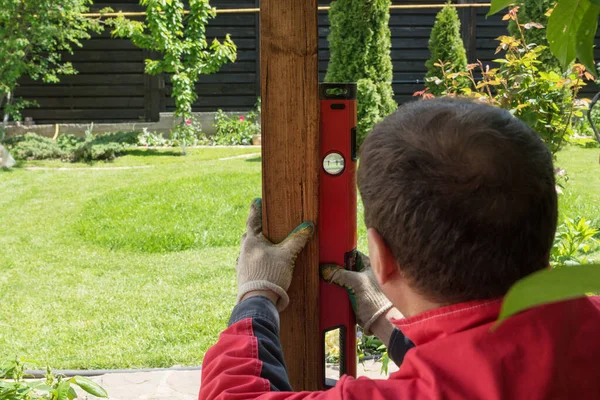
[199,295,600,399]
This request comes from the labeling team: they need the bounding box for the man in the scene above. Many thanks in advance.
[199,98,600,399]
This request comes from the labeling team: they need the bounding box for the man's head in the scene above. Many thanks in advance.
[358,98,557,305]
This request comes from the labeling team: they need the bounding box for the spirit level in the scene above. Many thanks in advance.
[318,83,358,389]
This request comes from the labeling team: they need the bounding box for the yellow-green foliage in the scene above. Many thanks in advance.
[508,0,561,72]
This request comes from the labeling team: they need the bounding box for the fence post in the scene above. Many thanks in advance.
[260,0,321,391]
[143,50,163,122]
[458,0,478,62]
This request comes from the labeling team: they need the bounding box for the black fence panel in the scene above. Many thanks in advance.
[14,0,600,123]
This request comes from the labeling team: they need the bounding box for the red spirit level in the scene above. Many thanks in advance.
[318,83,358,388]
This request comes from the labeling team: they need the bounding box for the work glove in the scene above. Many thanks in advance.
[320,253,392,335]
[236,198,315,312]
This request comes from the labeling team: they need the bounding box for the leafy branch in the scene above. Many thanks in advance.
[488,0,600,76]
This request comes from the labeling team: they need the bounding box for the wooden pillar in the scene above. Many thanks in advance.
[143,50,163,122]
[458,0,478,63]
[260,0,321,392]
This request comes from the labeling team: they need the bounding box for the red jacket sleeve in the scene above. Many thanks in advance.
[198,296,343,400]
[198,296,416,400]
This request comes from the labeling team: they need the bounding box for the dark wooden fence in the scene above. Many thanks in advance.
[14,0,600,123]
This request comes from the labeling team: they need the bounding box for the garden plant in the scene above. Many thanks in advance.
[108,0,237,155]
[325,0,397,147]
[425,4,468,95]
[416,8,590,155]
[489,0,600,76]
[212,99,261,146]
[0,0,101,140]
[507,0,561,71]
[1,358,108,399]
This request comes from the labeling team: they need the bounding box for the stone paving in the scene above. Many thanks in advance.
[75,360,399,400]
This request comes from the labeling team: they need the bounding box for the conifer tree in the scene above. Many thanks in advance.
[425,4,468,95]
[325,0,397,147]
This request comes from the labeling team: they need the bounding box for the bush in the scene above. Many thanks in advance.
[415,9,590,155]
[5,130,140,162]
[551,217,599,267]
[325,0,397,147]
[138,128,172,147]
[170,117,207,151]
[1,357,108,399]
[5,133,64,160]
[56,133,82,154]
[508,0,561,72]
[71,138,125,162]
[212,111,257,146]
[59,130,138,162]
[425,4,468,95]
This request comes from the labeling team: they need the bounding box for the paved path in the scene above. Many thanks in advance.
[74,360,398,399]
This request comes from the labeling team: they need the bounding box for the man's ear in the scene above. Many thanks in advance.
[367,228,399,286]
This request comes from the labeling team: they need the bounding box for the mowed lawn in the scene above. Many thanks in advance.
[0,147,261,369]
[0,145,598,369]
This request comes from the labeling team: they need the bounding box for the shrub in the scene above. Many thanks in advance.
[69,131,138,162]
[551,218,599,267]
[5,133,64,160]
[71,139,125,162]
[57,129,138,162]
[6,130,141,162]
[425,4,468,95]
[325,0,397,147]
[1,357,108,399]
[56,133,82,154]
[508,1,561,72]
[170,117,207,151]
[415,10,591,155]
[212,111,258,146]
[96,131,140,146]
[138,128,172,147]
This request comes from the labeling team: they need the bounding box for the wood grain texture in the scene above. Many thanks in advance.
[260,0,320,391]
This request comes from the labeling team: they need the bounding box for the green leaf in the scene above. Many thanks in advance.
[67,386,78,400]
[590,0,600,4]
[487,0,515,16]
[56,381,71,400]
[70,376,108,398]
[547,0,594,70]
[494,264,600,329]
[575,5,600,76]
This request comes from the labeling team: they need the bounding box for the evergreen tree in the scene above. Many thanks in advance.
[325,0,397,147]
[425,4,468,95]
[508,0,561,72]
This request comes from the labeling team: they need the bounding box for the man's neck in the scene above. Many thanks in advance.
[390,280,447,318]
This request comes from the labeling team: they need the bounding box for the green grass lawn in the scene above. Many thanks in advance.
[0,147,261,369]
[556,147,600,227]
[0,145,598,369]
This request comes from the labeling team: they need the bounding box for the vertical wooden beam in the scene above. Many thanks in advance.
[260,0,320,392]
[458,0,478,63]
[254,0,261,100]
[143,50,162,122]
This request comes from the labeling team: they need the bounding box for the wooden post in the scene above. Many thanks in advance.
[260,0,321,392]
[458,0,478,63]
[143,50,162,122]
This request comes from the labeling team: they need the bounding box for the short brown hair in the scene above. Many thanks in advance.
[357,98,557,303]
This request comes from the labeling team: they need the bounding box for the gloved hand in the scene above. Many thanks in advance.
[320,253,392,335]
[237,198,315,312]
